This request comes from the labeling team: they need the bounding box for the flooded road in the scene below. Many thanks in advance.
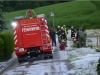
[1,44,75,75]
[1,30,99,75]
[2,36,96,75]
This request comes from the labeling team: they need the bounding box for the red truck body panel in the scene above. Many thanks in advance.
[14,16,52,56]
[15,18,41,48]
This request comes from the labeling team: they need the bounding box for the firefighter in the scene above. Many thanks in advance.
[60,27,67,43]
[71,26,75,38]
[63,25,68,41]
[57,26,61,43]
[57,26,60,33]
[76,27,87,48]
[49,28,52,39]
[49,28,57,47]
[63,25,68,34]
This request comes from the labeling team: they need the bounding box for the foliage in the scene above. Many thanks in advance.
[0,37,4,61]
[91,1,100,10]
[88,44,93,48]
[4,1,100,30]
[2,1,67,12]
[0,2,7,32]
[97,59,100,75]
[0,31,14,60]
[72,42,77,48]
[95,48,100,52]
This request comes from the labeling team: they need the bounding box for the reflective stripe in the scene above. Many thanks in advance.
[46,34,50,37]
[14,29,18,43]
[45,20,47,24]
[62,33,64,34]
[14,35,17,40]
[15,40,18,42]
[14,30,16,35]
[45,24,48,29]
[45,29,49,33]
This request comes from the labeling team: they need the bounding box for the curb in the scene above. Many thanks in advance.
[0,57,17,74]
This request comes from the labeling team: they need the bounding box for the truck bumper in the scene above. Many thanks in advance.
[15,49,27,56]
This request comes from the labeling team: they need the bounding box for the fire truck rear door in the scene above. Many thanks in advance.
[21,23,41,48]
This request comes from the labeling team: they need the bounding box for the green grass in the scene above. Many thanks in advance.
[4,1,100,30]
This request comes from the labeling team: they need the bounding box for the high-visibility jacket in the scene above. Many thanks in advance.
[64,28,68,34]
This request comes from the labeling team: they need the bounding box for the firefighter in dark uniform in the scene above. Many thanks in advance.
[49,28,57,47]
[76,27,87,48]
[60,27,67,43]
[49,28,52,40]
[71,26,75,38]
[57,26,60,33]
[57,26,61,43]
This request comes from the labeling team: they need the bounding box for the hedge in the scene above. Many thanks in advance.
[0,31,14,61]
[0,37,4,61]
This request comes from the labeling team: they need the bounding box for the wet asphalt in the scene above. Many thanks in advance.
[1,46,75,75]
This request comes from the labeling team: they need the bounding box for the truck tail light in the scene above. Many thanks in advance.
[14,42,17,47]
[40,18,44,21]
[47,37,51,43]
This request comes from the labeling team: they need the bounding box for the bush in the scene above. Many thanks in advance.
[88,44,93,48]
[0,37,4,61]
[71,42,78,48]
[0,31,14,60]
[97,59,100,75]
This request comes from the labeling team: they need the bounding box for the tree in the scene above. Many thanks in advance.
[0,2,7,32]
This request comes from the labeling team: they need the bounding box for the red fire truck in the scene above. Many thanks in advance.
[12,10,53,63]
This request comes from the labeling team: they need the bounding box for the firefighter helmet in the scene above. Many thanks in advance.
[61,27,63,29]
[58,26,60,28]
